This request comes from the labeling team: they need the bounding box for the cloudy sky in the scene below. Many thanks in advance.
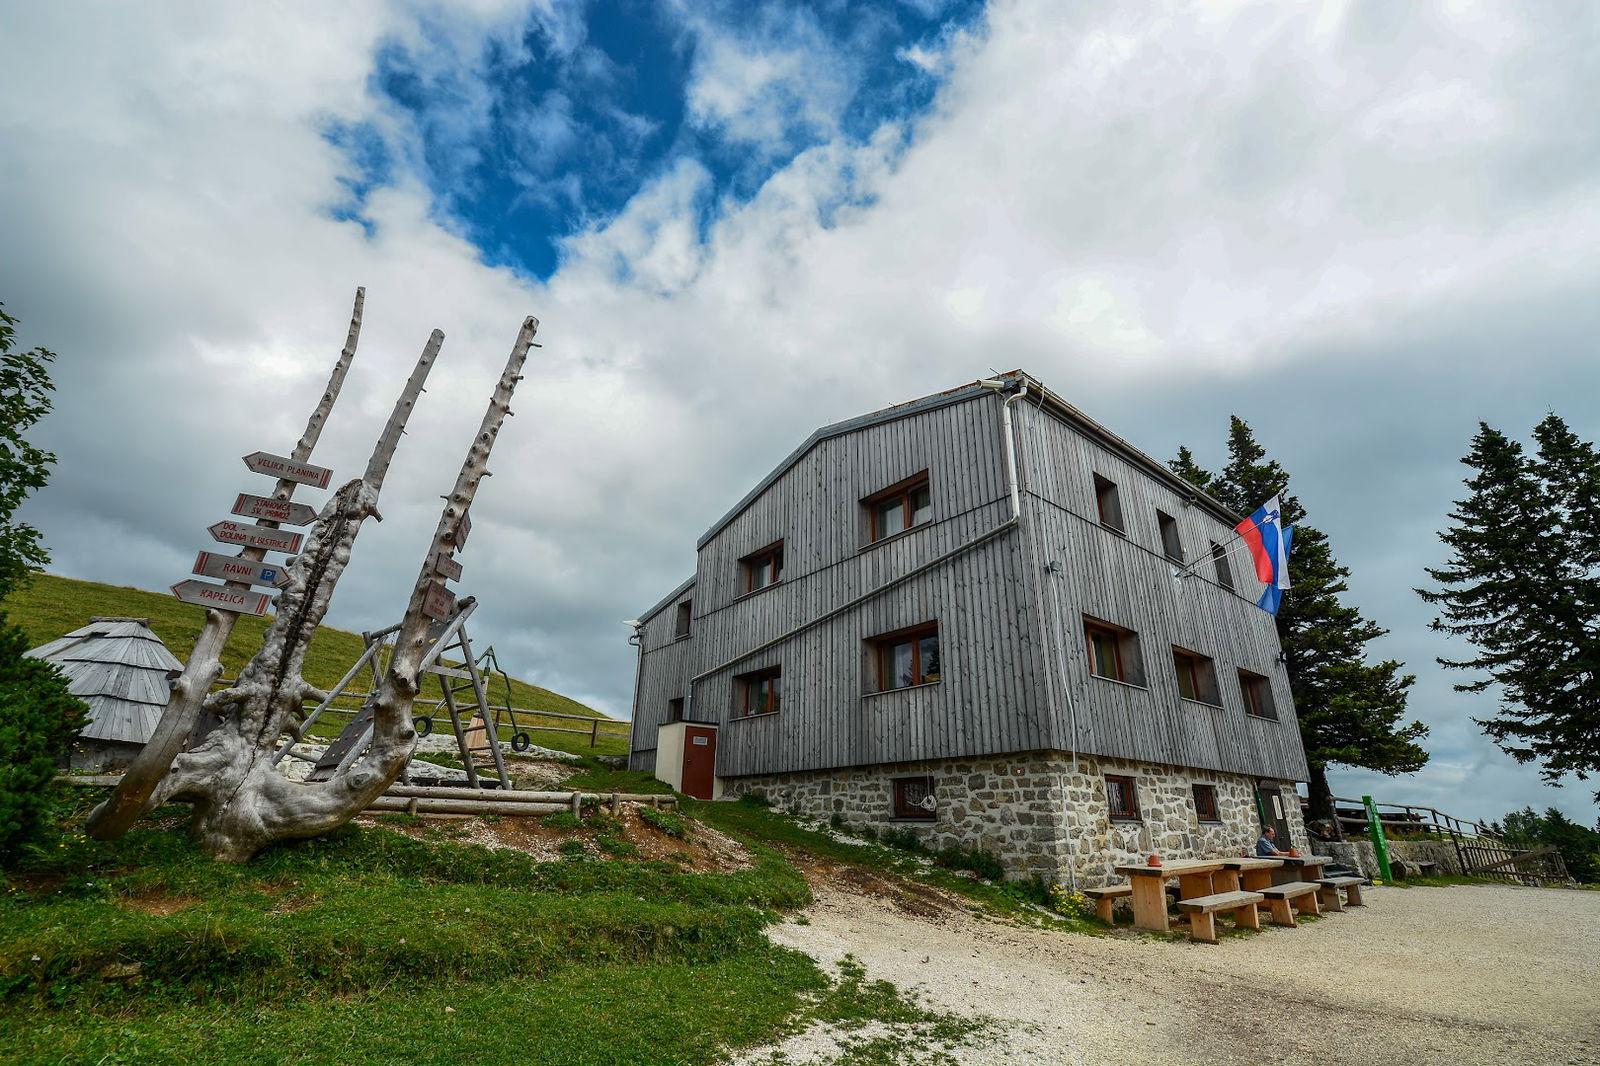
[3,0,1596,826]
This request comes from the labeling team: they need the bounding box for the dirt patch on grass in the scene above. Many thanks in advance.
[117,892,200,916]
[358,801,754,872]
[798,857,970,921]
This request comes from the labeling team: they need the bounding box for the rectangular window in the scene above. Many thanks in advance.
[865,471,933,542]
[1192,783,1220,822]
[1172,646,1220,705]
[870,621,941,690]
[1239,669,1277,720]
[674,600,692,639]
[893,776,937,820]
[1157,510,1184,562]
[741,542,784,593]
[1093,474,1125,532]
[1084,617,1144,685]
[735,666,782,717]
[1211,542,1235,590]
[667,697,684,723]
[1105,774,1140,820]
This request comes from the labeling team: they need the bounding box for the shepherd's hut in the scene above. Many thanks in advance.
[26,616,182,771]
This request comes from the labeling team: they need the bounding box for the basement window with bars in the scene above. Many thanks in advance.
[864,471,933,543]
[1105,774,1141,820]
[1192,783,1221,823]
[893,776,937,820]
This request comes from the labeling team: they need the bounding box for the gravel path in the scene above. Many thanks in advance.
[754,879,1600,1066]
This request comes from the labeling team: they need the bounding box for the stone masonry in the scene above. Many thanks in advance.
[723,750,1308,888]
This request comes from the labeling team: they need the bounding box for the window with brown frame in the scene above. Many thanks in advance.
[667,697,684,723]
[1211,542,1235,590]
[869,621,941,691]
[1093,473,1125,533]
[674,600,693,639]
[865,471,932,542]
[1157,510,1184,562]
[1192,783,1220,822]
[735,666,782,716]
[740,541,784,593]
[1239,669,1277,720]
[1172,645,1220,705]
[893,776,937,820]
[1084,616,1144,685]
[1105,774,1140,820]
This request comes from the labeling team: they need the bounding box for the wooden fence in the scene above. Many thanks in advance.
[1323,795,1570,884]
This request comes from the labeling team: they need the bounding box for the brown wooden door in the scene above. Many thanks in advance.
[1256,782,1291,845]
[681,726,717,800]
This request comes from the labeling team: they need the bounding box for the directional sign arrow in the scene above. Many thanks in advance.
[421,581,457,620]
[192,551,291,589]
[172,579,273,616]
[208,521,303,554]
[231,493,317,527]
[242,451,333,489]
[433,551,463,582]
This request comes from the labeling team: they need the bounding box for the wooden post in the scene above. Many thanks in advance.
[590,718,600,747]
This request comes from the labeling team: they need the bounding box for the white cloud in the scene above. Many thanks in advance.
[3,0,1598,826]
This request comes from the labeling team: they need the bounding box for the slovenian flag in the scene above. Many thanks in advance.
[1237,495,1294,614]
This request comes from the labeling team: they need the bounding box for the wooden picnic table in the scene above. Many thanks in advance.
[1216,856,1284,895]
[1112,859,1227,932]
[1270,853,1333,885]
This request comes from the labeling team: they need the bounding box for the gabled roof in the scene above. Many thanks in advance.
[27,617,183,745]
[696,369,1241,549]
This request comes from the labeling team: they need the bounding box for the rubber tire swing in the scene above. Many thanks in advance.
[413,715,433,737]
[511,732,531,752]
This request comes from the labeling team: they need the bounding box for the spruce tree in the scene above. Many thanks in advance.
[1172,417,1428,824]
[1419,417,1600,796]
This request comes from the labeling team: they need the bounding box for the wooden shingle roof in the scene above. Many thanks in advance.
[26,617,183,745]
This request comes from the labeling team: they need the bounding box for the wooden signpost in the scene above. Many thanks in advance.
[231,493,318,526]
[192,551,290,588]
[422,580,457,620]
[433,551,463,581]
[171,579,272,616]
[208,520,304,554]
[242,451,334,489]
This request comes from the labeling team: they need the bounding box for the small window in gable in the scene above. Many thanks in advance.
[735,666,782,717]
[1093,474,1125,532]
[1105,774,1141,820]
[864,471,932,542]
[674,600,693,639]
[1084,616,1145,686]
[869,621,941,691]
[1157,510,1184,562]
[667,697,684,723]
[893,776,937,820]
[1240,669,1277,720]
[1211,542,1235,590]
[1172,645,1220,705]
[1192,783,1221,822]
[741,542,784,594]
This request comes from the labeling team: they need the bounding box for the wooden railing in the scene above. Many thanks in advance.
[1319,795,1570,884]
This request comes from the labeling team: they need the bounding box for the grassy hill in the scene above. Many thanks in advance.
[1,573,628,756]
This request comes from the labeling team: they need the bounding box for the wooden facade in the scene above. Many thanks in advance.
[630,372,1309,787]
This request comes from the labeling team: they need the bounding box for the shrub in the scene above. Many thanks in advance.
[638,807,689,839]
[0,620,87,867]
[539,812,582,831]
[931,845,1005,882]
[737,791,771,807]
[878,827,926,853]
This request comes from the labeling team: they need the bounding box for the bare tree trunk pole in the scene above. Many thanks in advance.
[88,288,366,841]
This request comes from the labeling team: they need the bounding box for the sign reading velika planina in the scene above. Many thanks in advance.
[192,551,291,589]
[242,451,334,489]
[208,521,304,554]
[231,493,318,526]
[171,579,272,616]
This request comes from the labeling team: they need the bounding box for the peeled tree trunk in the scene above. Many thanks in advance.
[154,316,537,861]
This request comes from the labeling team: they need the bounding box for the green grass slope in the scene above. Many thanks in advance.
[1,573,628,755]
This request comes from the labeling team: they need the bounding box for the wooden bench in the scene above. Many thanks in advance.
[1317,875,1366,911]
[1083,885,1133,923]
[1412,860,1440,878]
[1259,881,1322,927]
[1176,890,1265,943]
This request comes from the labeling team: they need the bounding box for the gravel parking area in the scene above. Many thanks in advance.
[754,879,1600,1066]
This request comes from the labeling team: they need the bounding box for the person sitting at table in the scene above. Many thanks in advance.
[1255,826,1291,857]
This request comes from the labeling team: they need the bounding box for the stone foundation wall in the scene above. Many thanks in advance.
[1317,839,1462,879]
[723,751,1307,888]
